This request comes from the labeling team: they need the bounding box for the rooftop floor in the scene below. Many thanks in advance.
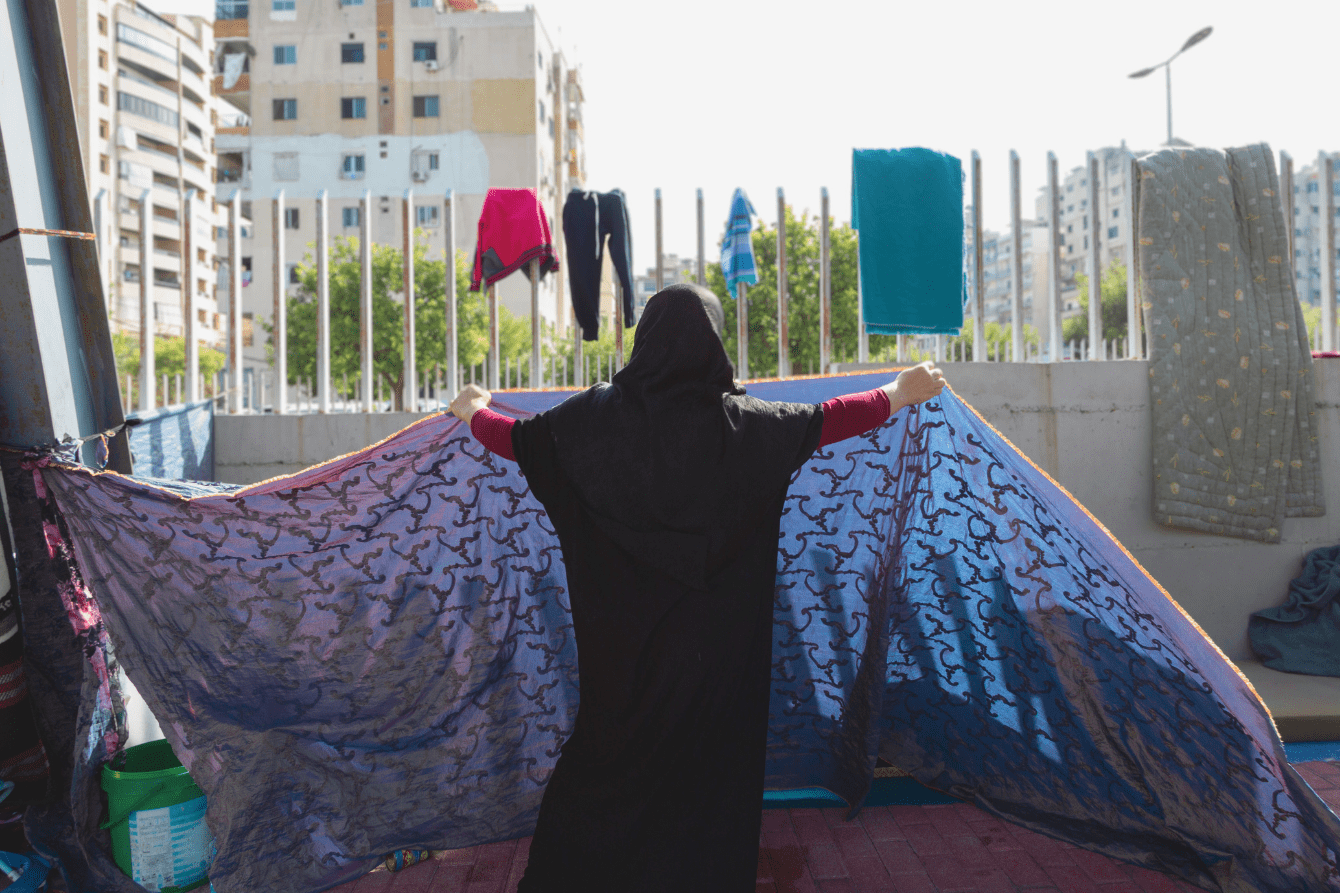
[331,759,1340,893]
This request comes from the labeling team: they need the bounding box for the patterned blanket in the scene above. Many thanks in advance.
[1137,144,1324,541]
[22,374,1340,893]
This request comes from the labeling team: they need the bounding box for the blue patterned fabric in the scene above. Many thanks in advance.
[852,148,965,335]
[720,188,758,299]
[126,399,215,482]
[32,374,1340,893]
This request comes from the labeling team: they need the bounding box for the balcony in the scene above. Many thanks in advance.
[213,72,250,95]
[213,18,248,40]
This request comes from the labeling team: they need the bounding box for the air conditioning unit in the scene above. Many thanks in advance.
[411,170,430,182]
[424,60,440,71]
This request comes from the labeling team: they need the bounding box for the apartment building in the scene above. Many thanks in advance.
[633,255,698,318]
[210,0,586,379]
[58,0,231,348]
[1288,155,1340,308]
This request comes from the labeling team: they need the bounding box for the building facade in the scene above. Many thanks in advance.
[58,0,233,349]
[633,255,698,318]
[1289,154,1340,309]
[210,0,585,382]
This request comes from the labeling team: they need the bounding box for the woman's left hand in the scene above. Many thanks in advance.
[450,384,492,423]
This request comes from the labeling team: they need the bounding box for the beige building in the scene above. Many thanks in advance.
[58,0,232,349]
[210,0,586,379]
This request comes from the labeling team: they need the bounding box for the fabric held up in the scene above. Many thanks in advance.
[561,189,635,340]
[28,376,1340,893]
[470,188,559,292]
[1249,544,1340,676]
[851,148,965,335]
[1137,144,1324,541]
[720,188,759,299]
[126,399,215,482]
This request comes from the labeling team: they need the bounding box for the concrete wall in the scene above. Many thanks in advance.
[214,357,1340,662]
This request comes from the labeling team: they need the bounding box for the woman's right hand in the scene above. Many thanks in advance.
[450,384,492,423]
[883,362,946,415]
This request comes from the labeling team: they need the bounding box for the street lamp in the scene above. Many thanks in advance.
[1129,26,1213,146]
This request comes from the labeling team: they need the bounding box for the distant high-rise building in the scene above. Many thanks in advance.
[209,0,586,381]
[633,255,697,317]
[57,0,237,349]
[1288,155,1339,307]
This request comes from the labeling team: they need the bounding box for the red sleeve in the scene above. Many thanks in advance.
[469,406,517,461]
[818,388,891,447]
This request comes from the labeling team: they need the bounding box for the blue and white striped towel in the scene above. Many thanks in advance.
[720,188,758,298]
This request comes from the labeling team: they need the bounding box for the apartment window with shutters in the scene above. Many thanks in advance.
[273,98,297,120]
[412,95,438,118]
[341,154,365,179]
[97,14,106,34]
[341,97,366,119]
[341,43,364,64]
[273,152,299,181]
[100,154,109,174]
[416,205,439,227]
[284,207,300,229]
[98,119,109,139]
[99,84,108,105]
[412,41,436,61]
[342,207,360,228]
[98,50,108,70]
[274,45,296,65]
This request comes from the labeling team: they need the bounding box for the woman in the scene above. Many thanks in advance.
[450,283,945,891]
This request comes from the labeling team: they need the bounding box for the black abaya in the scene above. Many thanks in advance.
[511,285,823,892]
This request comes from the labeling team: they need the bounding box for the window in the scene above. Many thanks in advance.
[98,50,108,70]
[412,95,438,117]
[273,152,298,180]
[274,44,296,64]
[97,13,106,34]
[215,0,249,19]
[412,41,436,61]
[284,207,300,229]
[341,97,366,119]
[538,100,545,123]
[98,84,108,105]
[342,154,365,179]
[416,205,439,227]
[428,153,439,170]
[100,154,109,174]
[341,0,363,5]
[118,92,179,127]
[242,312,254,346]
[1112,208,1119,218]
[1108,226,1119,239]
[272,98,297,120]
[287,263,300,284]
[342,207,360,228]
[1082,216,1088,228]
[98,119,109,139]
[410,0,432,6]
[341,42,364,63]
[117,23,176,62]
[272,0,295,10]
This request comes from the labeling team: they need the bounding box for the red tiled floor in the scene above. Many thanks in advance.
[325,760,1339,893]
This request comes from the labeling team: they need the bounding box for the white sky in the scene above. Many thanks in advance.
[159,0,1340,271]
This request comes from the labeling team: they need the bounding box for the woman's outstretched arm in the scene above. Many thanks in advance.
[450,384,516,461]
[818,361,946,446]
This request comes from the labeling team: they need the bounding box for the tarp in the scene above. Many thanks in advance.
[25,373,1340,893]
[126,399,215,482]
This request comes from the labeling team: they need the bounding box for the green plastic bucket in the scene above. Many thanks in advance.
[101,740,212,893]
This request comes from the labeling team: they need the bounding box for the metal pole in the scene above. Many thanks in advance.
[1322,152,1336,352]
[655,188,664,291]
[856,232,869,363]
[820,187,831,374]
[1280,151,1294,270]
[1010,150,1024,364]
[613,276,625,371]
[229,190,242,413]
[776,187,788,378]
[272,190,286,413]
[530,257,542,386]
[183,189,197,403]
[488,283,500,390]
[971,151,985,362]
[696,187,705,285]
[316,190,330,413]
[1165,63,1173,147]
[1126,154,1141,360]
[444,190,457,399]
[403,189,416,410]
[139,189,154,412]
[737,282,749,380]
[360,191,373,412]
[1088,152,1103,361]
[1047,152,1063,362]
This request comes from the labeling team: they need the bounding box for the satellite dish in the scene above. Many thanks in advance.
[1181,27,1213,52]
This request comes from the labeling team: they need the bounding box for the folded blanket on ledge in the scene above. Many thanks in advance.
[23,373,1340,893]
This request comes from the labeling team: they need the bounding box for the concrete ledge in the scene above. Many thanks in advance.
[1235,660,1340,742]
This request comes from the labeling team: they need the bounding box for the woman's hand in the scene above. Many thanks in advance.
[450,384,492,423]
[882,362,946,415]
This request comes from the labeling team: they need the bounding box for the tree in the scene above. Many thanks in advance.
[112,332,227,406]
[1062,261,1130,345]
[945,320,1041,362]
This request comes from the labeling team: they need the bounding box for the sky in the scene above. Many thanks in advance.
[160,0,1340,273]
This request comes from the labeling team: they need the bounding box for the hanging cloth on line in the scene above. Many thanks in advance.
[852,148,965,335]
[562,188,635,341]
[470,188,559,292]
[720,188,758,300]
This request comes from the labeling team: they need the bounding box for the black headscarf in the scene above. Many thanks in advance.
[526,284,822,589]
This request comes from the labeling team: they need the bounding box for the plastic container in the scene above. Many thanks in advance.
[100,740,211,892]
[0,849,49,893]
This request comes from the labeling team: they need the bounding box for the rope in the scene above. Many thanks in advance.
[0,227,96,244]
